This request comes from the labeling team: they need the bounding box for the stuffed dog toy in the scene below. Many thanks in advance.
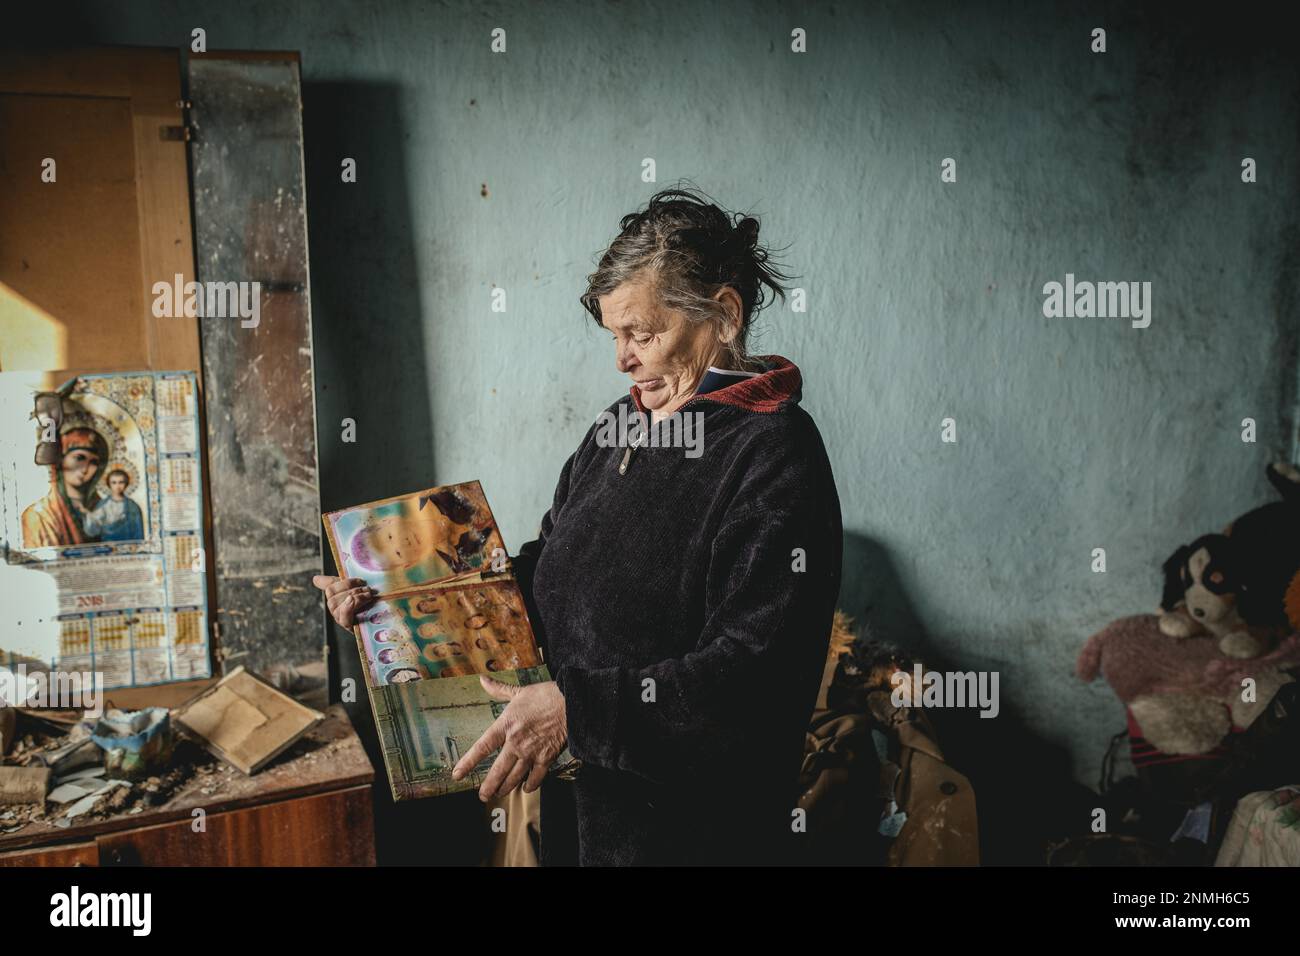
[1158,462,1300,657]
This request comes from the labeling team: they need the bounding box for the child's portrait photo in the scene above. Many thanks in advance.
[325,481,505,593]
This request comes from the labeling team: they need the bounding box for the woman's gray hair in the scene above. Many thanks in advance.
[579,185,793,370]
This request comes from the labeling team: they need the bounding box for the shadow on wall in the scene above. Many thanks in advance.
[839,531,1096,864]
[303,81,436,511]
[303,82,488,865]
[838,532,930,654]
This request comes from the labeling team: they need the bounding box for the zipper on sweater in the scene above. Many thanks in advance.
[619,398,722,475]
[619,407,652,476]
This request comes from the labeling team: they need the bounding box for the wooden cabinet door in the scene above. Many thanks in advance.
[0,841,99,867]
[96,785,376,866]
[0,48,199,373]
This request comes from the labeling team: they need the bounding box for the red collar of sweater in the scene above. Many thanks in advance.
[629,355,803,415]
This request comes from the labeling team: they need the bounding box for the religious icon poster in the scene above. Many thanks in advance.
[0,370,213,689]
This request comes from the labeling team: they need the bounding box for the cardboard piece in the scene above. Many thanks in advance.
[0,766,50,805]
[173,666,323,775]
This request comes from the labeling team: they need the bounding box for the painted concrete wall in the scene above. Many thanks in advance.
[19,1,1298,850]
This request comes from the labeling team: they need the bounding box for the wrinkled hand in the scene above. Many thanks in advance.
[311,574,376,628]
[453,676,567,801]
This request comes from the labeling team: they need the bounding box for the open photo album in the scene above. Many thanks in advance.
[323,480,574,800]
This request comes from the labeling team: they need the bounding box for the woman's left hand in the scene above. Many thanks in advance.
[452,676,567,801]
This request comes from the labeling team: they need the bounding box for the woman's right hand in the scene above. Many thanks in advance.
[312,575,377,628]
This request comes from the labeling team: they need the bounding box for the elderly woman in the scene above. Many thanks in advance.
[319,188,842,865]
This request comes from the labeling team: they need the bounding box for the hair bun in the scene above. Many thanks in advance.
[735,216,759,250]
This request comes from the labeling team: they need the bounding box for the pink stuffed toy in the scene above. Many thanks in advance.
[1077,614,1300,754]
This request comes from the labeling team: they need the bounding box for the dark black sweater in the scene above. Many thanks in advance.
[513,356,843,866]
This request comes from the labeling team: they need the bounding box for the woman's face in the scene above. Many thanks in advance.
[61,449,100,490]
[599,277,729,416]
